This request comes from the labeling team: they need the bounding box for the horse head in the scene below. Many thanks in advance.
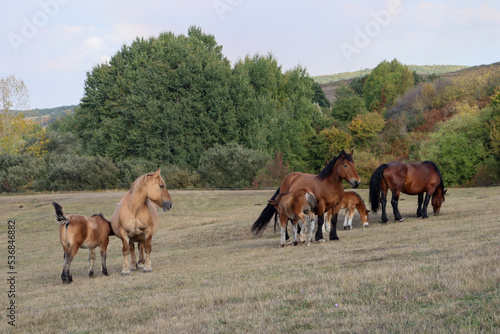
[432,187,446,215]
[337,150,361,188]
[145,168,173,212]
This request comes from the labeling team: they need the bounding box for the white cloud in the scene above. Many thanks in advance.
[84,36,105,49]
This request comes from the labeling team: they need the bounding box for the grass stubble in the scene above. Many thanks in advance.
[0,187,498,333]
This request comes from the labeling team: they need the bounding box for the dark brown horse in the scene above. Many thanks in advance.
[369,161,446,223]
[252,150,361,242]
[52,202,114,284]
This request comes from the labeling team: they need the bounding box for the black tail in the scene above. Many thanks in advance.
[52,202,69,225]
[251,188,280,234]
[369,164,388,213]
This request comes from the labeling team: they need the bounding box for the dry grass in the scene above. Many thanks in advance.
[0,187,499,333]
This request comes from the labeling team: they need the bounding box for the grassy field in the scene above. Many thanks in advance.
[0,187,499,333]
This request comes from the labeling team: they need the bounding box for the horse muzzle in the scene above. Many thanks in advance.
[350,180,360,188]
[162,201,173,212]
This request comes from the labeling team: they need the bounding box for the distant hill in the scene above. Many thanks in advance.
[24,105,76,127]
[313,64,469,84]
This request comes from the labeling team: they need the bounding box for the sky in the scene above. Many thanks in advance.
[1,0,499,109]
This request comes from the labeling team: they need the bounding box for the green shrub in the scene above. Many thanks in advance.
[198,142,268,188]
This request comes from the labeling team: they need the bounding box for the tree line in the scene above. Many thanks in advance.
[1,27,499,192]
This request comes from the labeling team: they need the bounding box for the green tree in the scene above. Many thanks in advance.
[420,103,489,185]
[363,59,415,114]
[75,27,236,167]
[332,85,367,122]
[311,81,330,108]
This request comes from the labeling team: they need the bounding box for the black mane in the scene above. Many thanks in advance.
[316,150,352,180]
[422,161,445,191]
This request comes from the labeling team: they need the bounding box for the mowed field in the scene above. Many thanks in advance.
[0,187,499,333]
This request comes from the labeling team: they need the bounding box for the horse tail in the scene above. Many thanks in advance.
[52,202,69,225]
[369,164,388,213]
[252,188,280,235]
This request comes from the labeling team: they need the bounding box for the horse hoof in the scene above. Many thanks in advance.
[121,271,131,276]
[279,244,284,248]
[142,269,152,273]
[398,218,404,222]
[88,271,94,278]
[330,236,339,241]
[293,241,298,246]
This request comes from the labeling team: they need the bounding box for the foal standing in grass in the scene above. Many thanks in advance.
[111,168,173,276]
[323,192,370,233]
[52,202,114,284]
[269,188,318,247]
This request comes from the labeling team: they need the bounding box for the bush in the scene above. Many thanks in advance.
[198,142,268,188]
[160,165,201,189]
[40,154,119,191]
[0,154,45,192]
[252,152,292,188]
[115,159,159,189]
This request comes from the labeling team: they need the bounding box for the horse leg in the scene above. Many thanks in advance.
[129,240,137,270]
[88,249,96,278]
[291,221,299,246]
[343,208,349,230]
[422,193,431,219]
[143,233,154,272]
[100,238,109,276]
[119,233,132,276]
[329,212,339,240]
[137,241,145,269]
[315,213,325,241]
[347,207,355,230]
[380,189,389,223]
[391,190,404,222]
[279,215,287,248]
[417,193,424,217]
[61,245,79,284]
[308,217,316,247]
[298,220,306,244]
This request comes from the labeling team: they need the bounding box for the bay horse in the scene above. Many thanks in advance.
[252,150,361,242]
[268,188,318,247]
[323,191,370,232]
[369,161,446,223]
[52,202,114,284]
[111,168,173,276]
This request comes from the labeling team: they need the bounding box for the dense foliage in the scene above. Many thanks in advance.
[2,26,499,192]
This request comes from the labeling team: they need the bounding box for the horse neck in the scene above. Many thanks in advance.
[127,188,149,213]
[355,200,367,215]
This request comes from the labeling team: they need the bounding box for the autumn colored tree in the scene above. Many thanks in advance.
[0,75,47,156]
[348,112,385,149]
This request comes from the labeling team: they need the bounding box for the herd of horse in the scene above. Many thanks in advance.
[51,151,446,283]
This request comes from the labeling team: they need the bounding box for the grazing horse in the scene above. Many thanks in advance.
[252,150,360,242]
[111,168,173,276]
[52,202,114,284]
[369,161,446,223]
[269,188,318,247]
[323,192,370,232]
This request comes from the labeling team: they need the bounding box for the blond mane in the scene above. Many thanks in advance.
[130,172,166,196]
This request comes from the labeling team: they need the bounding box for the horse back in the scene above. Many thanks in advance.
[385,161,441,195]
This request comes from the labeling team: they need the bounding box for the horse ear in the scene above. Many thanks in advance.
[350,148,354,157]
[444,189,447,195]
[154,168,161,178]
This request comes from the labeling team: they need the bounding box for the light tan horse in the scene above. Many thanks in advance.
[111,168,173,275]
[323,192,370,233]
[52,202,114,284]
[269,188,318,248]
